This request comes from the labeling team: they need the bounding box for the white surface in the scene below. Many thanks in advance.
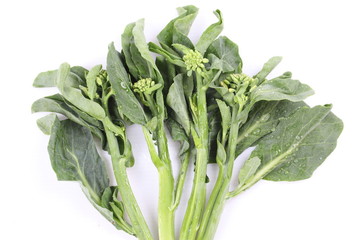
[1,0,359,239]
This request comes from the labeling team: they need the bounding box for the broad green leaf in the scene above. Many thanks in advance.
[206,36,242,72]
[250,105,343,181]
[216,99,231,143]
[195,10,223,54]
[36,113,58,135]
[56,63,106,120]
[250,77,314,103]
[157,5,198,49]
[86,65,102,100]
[33,69,58,87]
[238,157,261,186]
[132,19,157,70]
[254,56,282,83]
[122,22,152,79]
[32,94,106,145]
[167,74,190,134]
[122,22,141,78]
[236,100,306,155]
[107,43,147,125]
[33,67,86,87]
[48,119,109,198]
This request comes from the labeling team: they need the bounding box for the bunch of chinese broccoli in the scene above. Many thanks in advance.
[32,5,343,240]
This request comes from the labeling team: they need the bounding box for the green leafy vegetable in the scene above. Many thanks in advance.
[32,5,343,240]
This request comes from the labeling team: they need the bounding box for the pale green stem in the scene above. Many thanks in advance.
[180,72,209,240]
[196,105,240,240]
[171,151,191,211]
[104,128,153,240]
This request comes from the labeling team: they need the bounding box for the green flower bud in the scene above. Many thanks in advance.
[96,70,108,86]
[183,49,209,75]
[133,78,155,93]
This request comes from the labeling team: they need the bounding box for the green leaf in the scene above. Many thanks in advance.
[208,108,222,164]
[107,43,147,125]
[206,36,242,72]
[254,56,282,83]
[56,63,106,120]
[32,94,106,146]
[216,140,227,165]
[195,10,223,54]
[149,43,186,68]
[48,119,109,199]
[157,5,198,49]
[167,74,190,135]
[167,118,190,157]
[216,99,231,143]
[69,66,88,84]
[132,19,158,70]
[33,69,58,87]
[86,65,102,100]
[33,67,87,87]
[250,77,314,103]
[155,56,177,94]
[122,22,152,79]
[250,105,343,181]
[238,157,261,186]
[81,185,120,229]
[36,113,58,135]
[236,100,306,155]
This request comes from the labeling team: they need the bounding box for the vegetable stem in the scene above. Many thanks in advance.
[104,127,153,240]
[197,105,240,240]
[171,151,191,211]
[180,72,209,240]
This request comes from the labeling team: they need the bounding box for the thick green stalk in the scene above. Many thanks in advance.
[156,120,175,240]
[104,128,153,240]
[142,102,175,240]
[180,73,209,240]
[196,106,240,240]
[158,165,175,240]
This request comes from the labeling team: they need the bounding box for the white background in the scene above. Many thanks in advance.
[1,0,359,239]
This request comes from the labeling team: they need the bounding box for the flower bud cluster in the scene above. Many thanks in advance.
[221,73,258,106]
[183,50,209,76]
[96,70,108,86]
[133,78,156,93]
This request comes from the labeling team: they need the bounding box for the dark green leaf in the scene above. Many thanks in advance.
[167,118,190,157]
[236,100,306,155]
[56,63,106,120]
[48,119,109,198]
[205,36,242,72]
[195,10,223,54]
[254,56,282,83]
[107,43,147,125]
[250,105,343,181]
[251,77,314,103]
[36,113,58,135]
[157,5,198,49]
[167,74,191,134]
[32,94,106,145]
